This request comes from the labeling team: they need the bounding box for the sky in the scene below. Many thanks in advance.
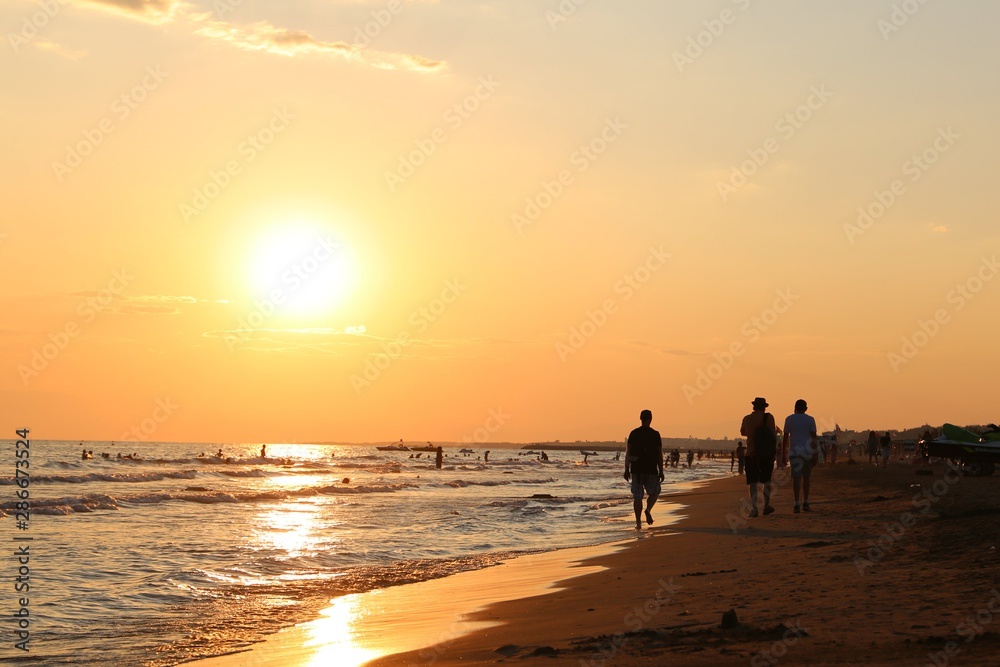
[2,0,998,444]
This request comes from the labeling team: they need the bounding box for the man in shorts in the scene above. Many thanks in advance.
[783,399,818,513]
[740,397,777,517]
[880,431,892,468]
[624,409,665,530]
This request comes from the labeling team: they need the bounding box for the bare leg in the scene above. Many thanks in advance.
[633,498,642,530]
[793,476,801,505]
[803,474,811,504]
[645,494,658,524]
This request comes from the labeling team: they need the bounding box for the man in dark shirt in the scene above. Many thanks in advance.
[624,409,665,530]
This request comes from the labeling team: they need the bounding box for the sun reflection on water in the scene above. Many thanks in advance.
[303,595,380,667]
[253,502,324,557]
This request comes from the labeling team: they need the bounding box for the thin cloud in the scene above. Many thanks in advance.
[34,40,88,59]
[193,18,445,72]
[78,0,185,24]
[71,0,445,72]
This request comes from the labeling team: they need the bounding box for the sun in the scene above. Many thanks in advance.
[247,223,353,317]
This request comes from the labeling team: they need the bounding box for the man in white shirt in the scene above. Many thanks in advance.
[782,399,818,513]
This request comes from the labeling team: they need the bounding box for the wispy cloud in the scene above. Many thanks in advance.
[78,0,185,24]
[34,40,88,60]
[70,0,445,72]
[193,18,445,71]
[66,293,223,315]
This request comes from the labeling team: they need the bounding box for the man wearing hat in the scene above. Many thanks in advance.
[740,397,777,517]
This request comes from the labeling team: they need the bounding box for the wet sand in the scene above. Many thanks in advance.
[186,463,1000,666]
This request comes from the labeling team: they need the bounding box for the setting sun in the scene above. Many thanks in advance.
[246,224,353,318]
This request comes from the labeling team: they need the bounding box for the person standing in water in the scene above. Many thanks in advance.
[624,409,665,530]
[260,445,267,459]
[435,446,443,469]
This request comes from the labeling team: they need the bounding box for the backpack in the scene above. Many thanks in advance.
[753,413,776,459]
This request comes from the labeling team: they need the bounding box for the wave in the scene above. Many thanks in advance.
[0,483,421,517]
[0,470,199,485]
[439,477,556,488]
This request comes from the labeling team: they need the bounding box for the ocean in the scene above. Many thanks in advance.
[0,439,730,666]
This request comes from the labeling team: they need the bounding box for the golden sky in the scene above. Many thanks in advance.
[3,0,998,444]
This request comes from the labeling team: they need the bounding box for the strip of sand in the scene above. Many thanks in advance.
[186,465,1000,666]
[370,463,1000,666]
[181,492,691,667]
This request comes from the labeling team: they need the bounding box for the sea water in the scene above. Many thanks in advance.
[0,440,729,666]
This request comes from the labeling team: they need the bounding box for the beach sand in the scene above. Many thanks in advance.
[187,463,1000,667]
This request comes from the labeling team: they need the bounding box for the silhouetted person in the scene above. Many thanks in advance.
[868,431,878,464]
[624,409,665,530]
[783,399,818,513]
[736,441,745,474]
[435,446,443,469]
[260,445,267,459]
[484,450,490,463]
[740,397,777,517]
[880,432,892,468]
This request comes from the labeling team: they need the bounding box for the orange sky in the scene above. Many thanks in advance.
[2,0,998,444]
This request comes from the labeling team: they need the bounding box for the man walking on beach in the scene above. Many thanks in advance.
[880,432,892,468]
[624,409,665,530]
[783,399,818,513]
[740,397,777,517]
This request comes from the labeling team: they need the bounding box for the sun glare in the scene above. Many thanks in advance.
[247,223,353,317]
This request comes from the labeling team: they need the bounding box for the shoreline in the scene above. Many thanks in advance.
[370,463,1000,666]
[179,478,716,667]
[183,463,1000,666]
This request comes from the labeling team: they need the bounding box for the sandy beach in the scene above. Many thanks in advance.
[190,461,1000,667]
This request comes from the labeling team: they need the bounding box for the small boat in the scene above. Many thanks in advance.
[376,444,409,451]
[924,423,1000,476]
[459,448,474,454]
[410,443,439,452]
